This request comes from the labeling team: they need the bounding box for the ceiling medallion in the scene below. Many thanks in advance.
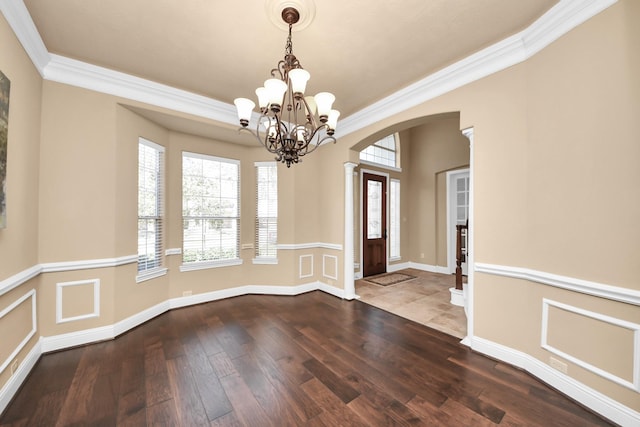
[265,0,316,32]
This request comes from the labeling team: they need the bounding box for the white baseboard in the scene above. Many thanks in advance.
[1,280,345,416]
[317,282,346,299]
[41,325,114,353]
[114,301,171,337]
[41,282,341,353]
[408,261,449,274]
[472,336,640,427]
[169,282,324,309]
[388,262,411,272]
[0,339,41,415]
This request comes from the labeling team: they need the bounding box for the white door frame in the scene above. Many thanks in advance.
[358,168,390,278]
[446,168,470,274]
[461,127,474,346]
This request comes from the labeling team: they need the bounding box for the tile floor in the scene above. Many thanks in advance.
[356,268,467,339]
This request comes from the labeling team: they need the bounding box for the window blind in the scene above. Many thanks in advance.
[255,162,278,258]
[138,138,165,272]
[390,179,400,259]
[182,151,240,263]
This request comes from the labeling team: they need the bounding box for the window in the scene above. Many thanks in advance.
[390,179,401,259]
[360,133,398,168]
[138,138,164,273]
[182,152,240,267]
[255,162,278,260]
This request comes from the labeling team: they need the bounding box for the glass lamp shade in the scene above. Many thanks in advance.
[264,78,288,106]
[289,69,310,95]
[255,87,269,109]
[314,92,335,119]
[327,109,340,130]
[234,98,255,125]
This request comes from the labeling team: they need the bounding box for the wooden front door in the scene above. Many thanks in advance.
[363,173,387,277]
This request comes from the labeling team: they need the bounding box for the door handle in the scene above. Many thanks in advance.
[383,229,387,239]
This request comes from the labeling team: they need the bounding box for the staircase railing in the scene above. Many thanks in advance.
[455,222,468,290]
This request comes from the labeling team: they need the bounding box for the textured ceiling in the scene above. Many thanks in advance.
[23,0,558,121]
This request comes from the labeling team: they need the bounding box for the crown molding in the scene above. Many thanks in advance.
[0,0,49,75]
[1,0,618,136]
[44,54,238,125]
[336,0,618,137]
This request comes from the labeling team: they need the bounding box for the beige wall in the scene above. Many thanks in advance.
[0,14,41,276]
[405,115,469,267]
[0,13,42,393]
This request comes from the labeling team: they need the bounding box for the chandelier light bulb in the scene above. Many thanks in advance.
[289,68,311,96]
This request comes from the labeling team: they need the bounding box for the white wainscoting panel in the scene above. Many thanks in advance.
[0,290,36,375]
[323,255,338,280]
[56,279,100,324]
[299,254,314,279]
[541,298,640,392]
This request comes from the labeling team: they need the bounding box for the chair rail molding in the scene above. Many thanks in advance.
[475,262,640,306]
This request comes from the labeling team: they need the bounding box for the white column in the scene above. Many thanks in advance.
[343,162,358,300]
[461,127,474,347]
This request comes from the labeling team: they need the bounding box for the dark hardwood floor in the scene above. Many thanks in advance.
[0,291,614,426]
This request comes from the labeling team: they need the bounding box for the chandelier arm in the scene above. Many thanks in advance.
[272,61,285,80]
[296,136,336,159]
[296,124,336,157]
[300,96,320,130]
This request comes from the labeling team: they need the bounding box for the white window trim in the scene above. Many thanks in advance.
[252,257,278,265]
[389,178,401,260]
[254,161,278,262]
[180,258,243,272]
[181,151,241,265]
[359,133,401,170]
[138,138,165,274]
[136,266,168,283]
[359,159,402,173]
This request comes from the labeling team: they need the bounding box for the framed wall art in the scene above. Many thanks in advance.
[0,70,9,229]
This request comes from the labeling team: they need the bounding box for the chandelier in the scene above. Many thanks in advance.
[234,7,339,167]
